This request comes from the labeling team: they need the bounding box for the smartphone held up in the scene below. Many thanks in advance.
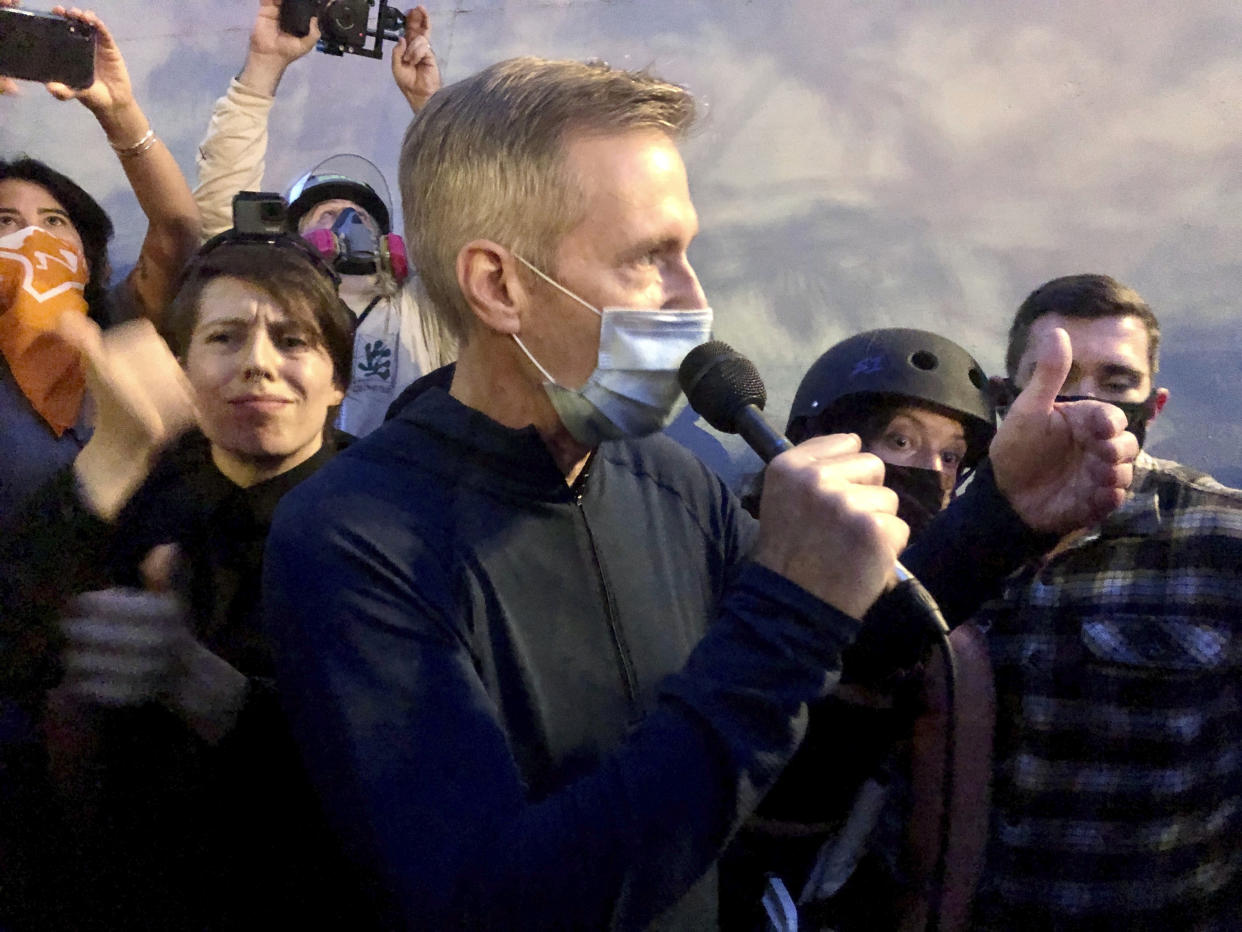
[0,6,96,90]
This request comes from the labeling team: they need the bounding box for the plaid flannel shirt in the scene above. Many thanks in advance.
[972,452,1242,931]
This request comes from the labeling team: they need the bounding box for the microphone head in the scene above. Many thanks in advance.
[678,340,768,434]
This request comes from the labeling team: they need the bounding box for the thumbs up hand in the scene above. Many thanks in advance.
[989,327,1138,534]
[57,545,247,742]
[59,545,193,709]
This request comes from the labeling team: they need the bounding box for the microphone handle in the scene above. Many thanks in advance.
[734,404,793,464]
[730,401,941,630]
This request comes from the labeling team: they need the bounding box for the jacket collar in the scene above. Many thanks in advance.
[145,430,342,530]
[388,365,585,502]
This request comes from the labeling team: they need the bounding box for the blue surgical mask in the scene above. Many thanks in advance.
[513,256,713,446]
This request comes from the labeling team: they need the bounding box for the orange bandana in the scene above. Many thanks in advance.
[0,226,91,436]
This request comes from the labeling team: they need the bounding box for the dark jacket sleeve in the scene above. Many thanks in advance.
[0,458,276,740]
[900,459,1058,625]
[0,468,115,706]
[263,486,860,931]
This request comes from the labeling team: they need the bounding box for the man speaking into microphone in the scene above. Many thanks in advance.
[263,58,1136,930]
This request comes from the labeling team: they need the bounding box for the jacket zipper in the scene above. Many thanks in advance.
[574,483,643,724]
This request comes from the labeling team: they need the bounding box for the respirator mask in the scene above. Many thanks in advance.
[302,208,409,284]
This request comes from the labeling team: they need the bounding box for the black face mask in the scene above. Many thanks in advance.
[998,379,1158,449]
[883,464,946,541]
[1054,392,1158,449]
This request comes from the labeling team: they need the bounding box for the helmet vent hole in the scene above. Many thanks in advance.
[910,350,938,371]
[968,366,986,389]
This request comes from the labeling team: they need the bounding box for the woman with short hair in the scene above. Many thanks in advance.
[0,233,364,931]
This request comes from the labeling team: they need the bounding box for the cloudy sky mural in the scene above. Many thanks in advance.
[4,0,1240,485]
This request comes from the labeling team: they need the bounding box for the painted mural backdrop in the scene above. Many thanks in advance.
[5,0,1240,486]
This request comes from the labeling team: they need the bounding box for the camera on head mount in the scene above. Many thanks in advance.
[232,191,289,235]
[278,0,405,60]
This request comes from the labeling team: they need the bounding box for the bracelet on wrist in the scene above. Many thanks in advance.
[110,127,157,159]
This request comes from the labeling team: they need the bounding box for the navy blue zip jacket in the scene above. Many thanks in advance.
[263,371,1043,930]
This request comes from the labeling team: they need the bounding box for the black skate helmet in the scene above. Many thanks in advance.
[786,328,995,467]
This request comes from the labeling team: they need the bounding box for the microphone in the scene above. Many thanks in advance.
[681,342,958,929]
[678,340,923,592]
[677,340,793,464]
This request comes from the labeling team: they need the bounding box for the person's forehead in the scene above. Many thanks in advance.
[552,129,697,270]
[1022,312,1151,369]
[195,276,290,324]
[564,129,693,213]
[304,198,367,218]
[0,178,66,212]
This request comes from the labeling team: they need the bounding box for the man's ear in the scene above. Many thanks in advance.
[457,240,527,335]
[1151,386,1170,419]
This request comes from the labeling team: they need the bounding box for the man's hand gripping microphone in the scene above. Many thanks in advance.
[678,341,950,675]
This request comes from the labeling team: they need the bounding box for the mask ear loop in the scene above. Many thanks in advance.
[510,253,607,388]
[511,332,560,385]
[513,255,602,318]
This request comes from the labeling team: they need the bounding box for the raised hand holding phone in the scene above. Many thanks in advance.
[0,2,96,91]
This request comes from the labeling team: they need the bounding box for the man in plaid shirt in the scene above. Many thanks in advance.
[972,274,1242,930]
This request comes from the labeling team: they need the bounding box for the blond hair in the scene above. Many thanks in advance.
[399,57,697,341]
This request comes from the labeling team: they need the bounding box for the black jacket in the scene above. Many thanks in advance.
[0,430,361,931]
